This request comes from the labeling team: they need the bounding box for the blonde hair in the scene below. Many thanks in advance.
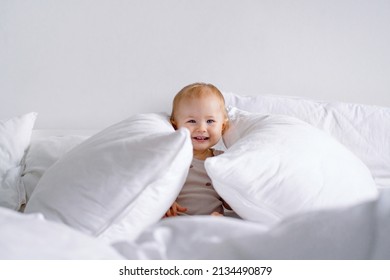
[170,82,229,132]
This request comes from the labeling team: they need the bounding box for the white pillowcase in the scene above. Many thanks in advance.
[0,112,37,210]
[25,113,192,243]
[21,134,89,202]
[205,107,378,226]
[223,92,390,188]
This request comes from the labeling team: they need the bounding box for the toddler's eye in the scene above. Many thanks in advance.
[187,120,196,123]
[207,119,215,124]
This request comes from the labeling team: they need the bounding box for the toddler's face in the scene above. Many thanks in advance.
[173,95,226,156]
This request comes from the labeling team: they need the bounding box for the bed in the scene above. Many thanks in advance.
[1,92,390,260]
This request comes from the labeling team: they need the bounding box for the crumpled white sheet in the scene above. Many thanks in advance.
[113,189,390,260]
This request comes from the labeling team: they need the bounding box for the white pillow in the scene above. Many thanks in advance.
[223,92,390,188]
[0,112,37,210]
[205,107,378,226]
[21,134,89,202]
[0,207,124,259]
[25,113,192,243]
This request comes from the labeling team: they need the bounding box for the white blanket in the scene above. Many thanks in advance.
[0,207,123,259]
[1,190,389,260]
[112,189,390,260]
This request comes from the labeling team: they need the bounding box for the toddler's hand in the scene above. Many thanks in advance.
[211,212,223,216]
[164,201,187,218]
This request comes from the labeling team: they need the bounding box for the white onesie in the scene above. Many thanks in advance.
[176,150,224,215]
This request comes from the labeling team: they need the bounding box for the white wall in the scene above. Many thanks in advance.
[1,0,389,129]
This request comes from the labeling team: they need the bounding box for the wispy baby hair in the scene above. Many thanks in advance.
[170,82,229,128]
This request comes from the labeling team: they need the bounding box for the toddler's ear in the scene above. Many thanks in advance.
[222,119,229,134]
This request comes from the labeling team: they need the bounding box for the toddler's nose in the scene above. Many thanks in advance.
[196,122,207,132]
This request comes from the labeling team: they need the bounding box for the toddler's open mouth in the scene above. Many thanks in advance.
[193,136,209,141]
